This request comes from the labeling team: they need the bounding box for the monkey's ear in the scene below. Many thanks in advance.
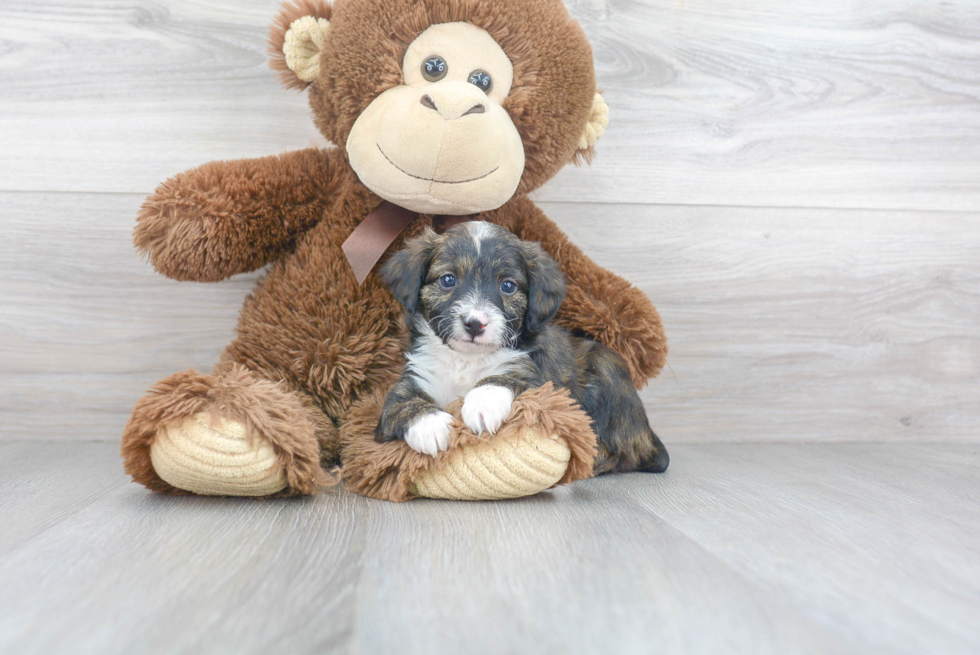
[575,93,610,161]
[523,242,567,333]
[381,229,441,314]
[268,0,332,90]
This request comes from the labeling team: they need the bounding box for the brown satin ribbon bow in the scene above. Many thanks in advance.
[341,201,476,285]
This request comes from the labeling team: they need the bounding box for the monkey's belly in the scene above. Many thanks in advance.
[221,218,409,416]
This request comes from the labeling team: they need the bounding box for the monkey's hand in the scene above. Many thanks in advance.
[134,148,339,282]
[559,273,666,388]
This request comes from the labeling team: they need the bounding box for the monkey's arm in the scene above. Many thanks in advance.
[134,148,343,282]
[499,199,667,388]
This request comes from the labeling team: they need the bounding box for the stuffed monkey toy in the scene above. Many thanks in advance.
[121,0,668,501]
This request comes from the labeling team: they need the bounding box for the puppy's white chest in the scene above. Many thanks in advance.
[407,343,526,410]
[438,359,488,407]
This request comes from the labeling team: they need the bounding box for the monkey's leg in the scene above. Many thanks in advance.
[341,382,599,502]
[121,363,336,497]
[126,216,409,496]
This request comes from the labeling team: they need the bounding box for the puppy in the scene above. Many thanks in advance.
[376,221,669,475]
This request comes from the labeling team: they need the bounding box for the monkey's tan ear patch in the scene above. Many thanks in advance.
[578,92,610,151]
[284,17,330,82]
[268,0,332,90]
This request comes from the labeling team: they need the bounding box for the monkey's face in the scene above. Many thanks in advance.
[272,0,608,206]
[346,22,525,215]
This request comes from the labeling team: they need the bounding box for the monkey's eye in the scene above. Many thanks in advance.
[439,274,457,289]
[500,280,517,295]
[468,70,492,94]
[422,56,448,82]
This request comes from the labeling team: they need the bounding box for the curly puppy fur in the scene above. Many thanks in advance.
[376,223,669,473]
[123,0,667,496]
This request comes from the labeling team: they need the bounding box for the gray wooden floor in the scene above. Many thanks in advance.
[1,440,977,655]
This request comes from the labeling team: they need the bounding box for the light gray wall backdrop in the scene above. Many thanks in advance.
[1,0,978,443]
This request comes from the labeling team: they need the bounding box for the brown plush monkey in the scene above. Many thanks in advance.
[121,0,667,501]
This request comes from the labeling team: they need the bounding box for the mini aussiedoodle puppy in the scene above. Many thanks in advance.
[376,221,669,475]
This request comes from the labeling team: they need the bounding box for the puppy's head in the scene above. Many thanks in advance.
[382,222,566,352]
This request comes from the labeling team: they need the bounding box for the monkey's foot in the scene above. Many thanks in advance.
[408,427,571,500]
[122,366,336,496]
[150,413,287,496]
[340,382,598,502]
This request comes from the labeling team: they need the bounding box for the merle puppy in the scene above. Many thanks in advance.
[376,221,668,475]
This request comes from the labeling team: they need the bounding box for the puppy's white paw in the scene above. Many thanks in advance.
[462,385,514,435]
[404,411,454,457]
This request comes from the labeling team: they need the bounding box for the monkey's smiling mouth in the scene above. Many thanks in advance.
[377,144,498,185]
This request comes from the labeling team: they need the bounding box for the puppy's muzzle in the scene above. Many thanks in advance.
[462,316,487,338]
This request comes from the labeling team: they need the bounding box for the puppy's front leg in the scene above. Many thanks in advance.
[462,370,538,436]
[376,376,453,457]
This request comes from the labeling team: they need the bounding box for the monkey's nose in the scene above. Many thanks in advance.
[462,316,486,338]
[420,93,486,120]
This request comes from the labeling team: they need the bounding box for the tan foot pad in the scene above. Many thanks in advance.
[150,413,287,496]
[409,428,571,501]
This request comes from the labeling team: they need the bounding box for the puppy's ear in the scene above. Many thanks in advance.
[382,228,440,313]
[523,242,567,332]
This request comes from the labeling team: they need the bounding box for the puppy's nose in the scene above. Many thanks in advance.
[463,316,486,338]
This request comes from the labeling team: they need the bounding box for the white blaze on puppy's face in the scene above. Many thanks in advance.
[464,310,489,327]
[447,222,515,350]
[450,291,508,351]
[345,23,525,215]
[468,221,496,254]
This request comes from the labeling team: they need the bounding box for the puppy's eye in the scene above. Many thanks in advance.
[439,274,457,289]
[500,280,517,295]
